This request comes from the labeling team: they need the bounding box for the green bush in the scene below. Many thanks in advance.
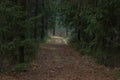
[64,0,120,67]
[12,63,28,72]
[0,0,40,71]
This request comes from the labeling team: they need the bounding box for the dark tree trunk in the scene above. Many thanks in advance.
[19,46,25,63]
[78,29,80,41]
[34,0,39,39]
[41,15,45,39]
[0,54,4,72]
[53,27,55,36]
[18,0,26,63]
[40,0,46,39]
[44,0,49,36]
[66,27,69,37]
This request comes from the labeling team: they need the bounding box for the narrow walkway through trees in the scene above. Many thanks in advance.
[1,36,114,80]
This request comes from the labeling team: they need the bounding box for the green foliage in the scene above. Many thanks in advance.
[62,0,120,67]
[0,0,43,71]
[12,63,28,72]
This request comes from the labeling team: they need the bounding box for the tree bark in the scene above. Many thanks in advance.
[53,27,56,36]
[34,0,39,39]
[18,0,26,63]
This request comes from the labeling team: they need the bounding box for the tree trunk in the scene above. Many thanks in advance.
[19,46,25,63]
[41,0,46,39]
[53,27,55,36]
[66,27,69,37]
[18,0,26,63]
[34,0,39,39]
[0,54,4,72]
[78,29,80,41]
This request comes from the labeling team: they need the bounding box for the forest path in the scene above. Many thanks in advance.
[1,36,114,80]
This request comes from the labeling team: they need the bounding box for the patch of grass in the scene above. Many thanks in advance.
[63,37,68,44]
[12,63,28,72]
[41,36,51,43]
[113,69,120,80]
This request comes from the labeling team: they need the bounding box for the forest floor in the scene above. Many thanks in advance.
[0,36,115,80]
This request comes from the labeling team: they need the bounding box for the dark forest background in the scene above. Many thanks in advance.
[0,0,120,72]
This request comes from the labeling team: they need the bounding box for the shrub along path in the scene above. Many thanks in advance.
[0,36,114,80]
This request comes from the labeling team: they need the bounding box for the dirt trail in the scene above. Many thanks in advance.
[0,36,114,80]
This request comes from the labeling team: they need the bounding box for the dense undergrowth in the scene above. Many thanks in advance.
[0,0,47,72]
[61,0,120,67]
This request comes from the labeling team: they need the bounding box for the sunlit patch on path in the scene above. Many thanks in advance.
[47,36,67,45]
